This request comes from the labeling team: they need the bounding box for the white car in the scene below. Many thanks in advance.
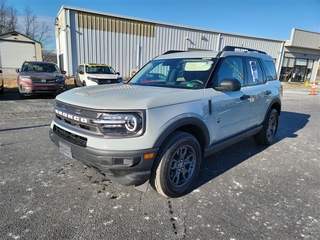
[74,63,123,87]
[50,46,282,198]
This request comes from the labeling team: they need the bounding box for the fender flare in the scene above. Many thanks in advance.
[153,117,210,150]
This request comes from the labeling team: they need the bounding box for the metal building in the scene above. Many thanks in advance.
[55,6,285,80]
[55,6,319,82]
[280,29,320,83]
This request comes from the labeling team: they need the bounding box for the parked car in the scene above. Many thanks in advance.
[49,46,282,198]
[0,69,3,94]
[74,63,123,87]
[16,61,66,98]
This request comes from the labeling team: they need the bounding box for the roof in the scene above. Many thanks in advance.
[0,31,42,45]
[58,5,285,42]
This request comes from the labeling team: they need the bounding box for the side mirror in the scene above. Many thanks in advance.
[116,72,120,75]
[214,78,241,91]
[61,70,67,74]
[79,71,84,74]
[15,68,20,73]
[0,70,2,73]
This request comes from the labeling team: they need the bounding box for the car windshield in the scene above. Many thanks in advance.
[22,63,60,73]
[85,65,116,74]
[128,58,215,89]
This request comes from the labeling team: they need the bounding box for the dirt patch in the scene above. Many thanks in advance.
[3,77,75,90]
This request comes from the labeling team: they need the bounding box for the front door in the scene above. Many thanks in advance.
[209,57,251,141]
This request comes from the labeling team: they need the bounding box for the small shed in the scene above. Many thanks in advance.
[0,31,42,69]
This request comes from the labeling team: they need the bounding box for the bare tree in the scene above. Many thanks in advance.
[0,0,54,60]
[5,6,17,31]
[21,5,52,48]
[0,0,18,34]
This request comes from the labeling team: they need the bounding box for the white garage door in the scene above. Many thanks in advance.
[0,41,36,68]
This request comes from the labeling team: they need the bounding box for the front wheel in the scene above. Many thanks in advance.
[151,131,201,198]
[254,108,279,145]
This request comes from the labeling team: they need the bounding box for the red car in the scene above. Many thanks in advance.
[16,61,67,98]
[0,69,3,95]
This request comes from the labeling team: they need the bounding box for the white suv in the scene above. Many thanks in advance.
[74,63,123,86]
[49,46,283,198]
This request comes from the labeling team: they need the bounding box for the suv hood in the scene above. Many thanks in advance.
[56,84,204,109]
[87,73,120,79]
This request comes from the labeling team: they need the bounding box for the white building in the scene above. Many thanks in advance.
[280,29,320,83]
[55,6,320,82]
[0,31,42,77]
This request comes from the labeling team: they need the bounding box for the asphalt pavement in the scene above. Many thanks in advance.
[0,88,319,239]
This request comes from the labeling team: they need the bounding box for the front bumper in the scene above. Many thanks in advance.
[49,128,158,187]
[19,83,65,94]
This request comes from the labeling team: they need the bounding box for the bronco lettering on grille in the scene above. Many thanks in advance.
[55,109,88,123]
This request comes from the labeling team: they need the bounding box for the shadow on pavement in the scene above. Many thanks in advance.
[192,110,311,193]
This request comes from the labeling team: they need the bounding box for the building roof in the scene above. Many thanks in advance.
[0,30,42,45]
[58,5,285,42]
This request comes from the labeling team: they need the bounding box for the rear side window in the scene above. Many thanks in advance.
[244,58,265,85]
[263,60,277,80]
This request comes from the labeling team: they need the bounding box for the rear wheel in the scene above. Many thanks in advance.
[152,131,201,198]
[254,108,279,145]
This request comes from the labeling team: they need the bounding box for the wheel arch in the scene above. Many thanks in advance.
[153,117,210,157]
[264,98,281,121]
[270,98,281,116]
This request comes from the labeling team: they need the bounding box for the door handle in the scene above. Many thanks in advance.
[240,94,250,100]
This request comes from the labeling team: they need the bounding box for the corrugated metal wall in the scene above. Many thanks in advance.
[291,29,320,50]
[59,7,284,79]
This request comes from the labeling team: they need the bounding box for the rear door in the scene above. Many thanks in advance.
[243,57,270,127]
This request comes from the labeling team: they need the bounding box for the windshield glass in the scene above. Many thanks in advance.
[129,58,215,89]
[22,62,60,73]
[85,64,116,74]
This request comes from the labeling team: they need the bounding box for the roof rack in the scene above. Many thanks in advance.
[163,50,186,55]
[222,46,266,54]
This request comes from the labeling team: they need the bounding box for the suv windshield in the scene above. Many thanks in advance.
[22,62,59,73]
[129,58,215,89]
[85,64,116,74]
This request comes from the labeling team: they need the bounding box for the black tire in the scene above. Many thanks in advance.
[254,108,279,145]
[0,80,4,94]
[19,93,26,99]
[151,131,201,198]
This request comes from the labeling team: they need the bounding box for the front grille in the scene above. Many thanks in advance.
[98,79,119,84]
[55,102,101,134]
[32,78,56,84]
[53,125,87,147]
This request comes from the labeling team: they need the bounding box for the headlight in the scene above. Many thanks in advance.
[55,76,65,82]
[92,112,144,137]
[19,76,32,82]
[87,77,98,83]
